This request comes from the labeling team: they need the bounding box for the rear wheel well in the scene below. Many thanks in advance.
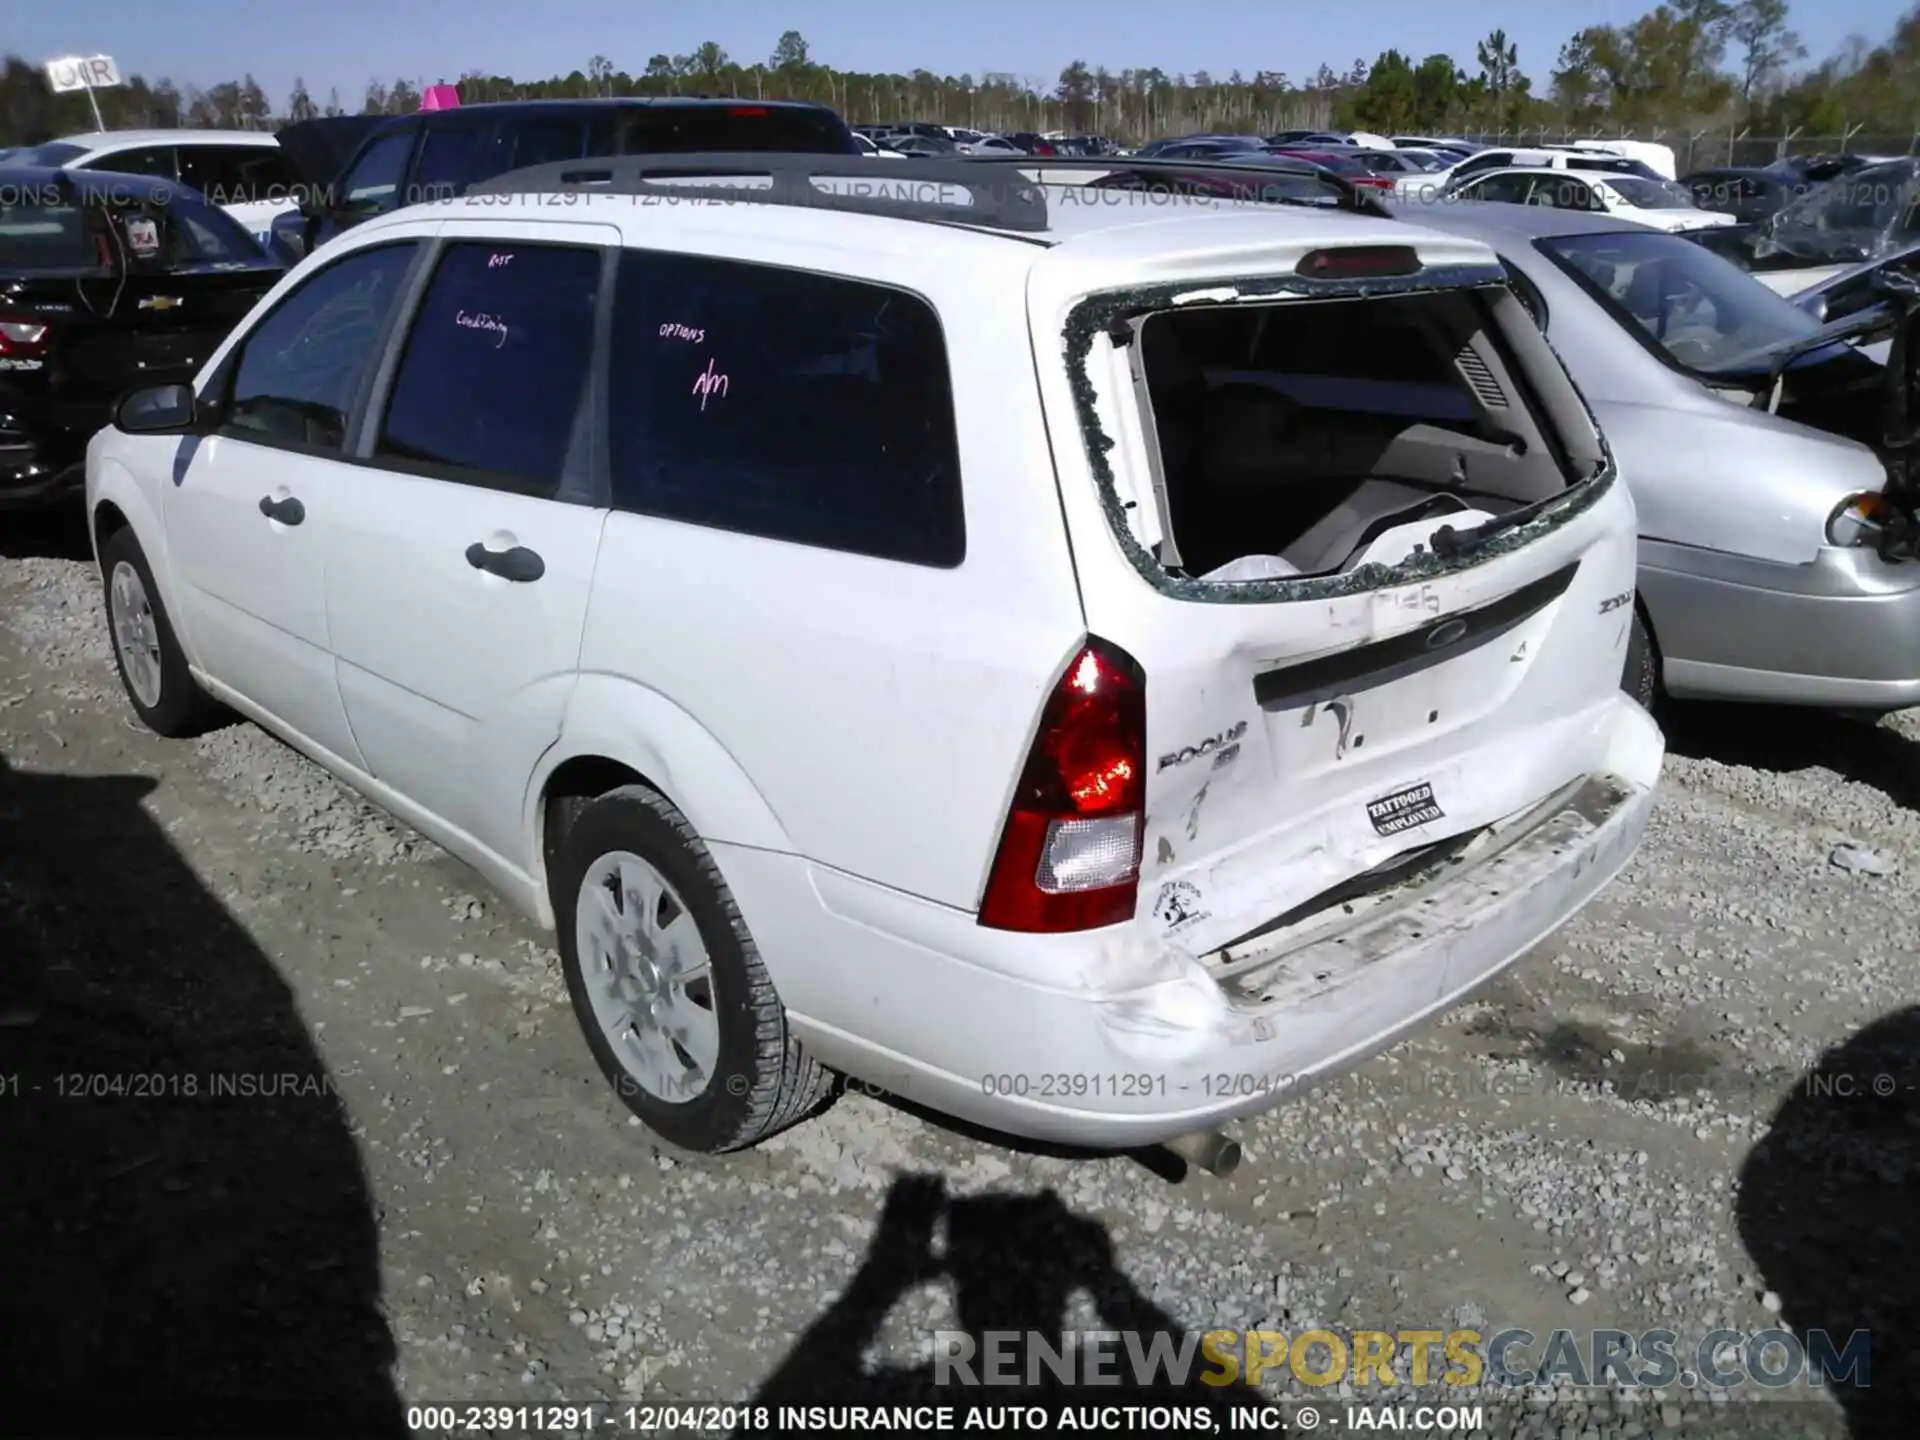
[540,756,651,878]
[1635,595,1663,689]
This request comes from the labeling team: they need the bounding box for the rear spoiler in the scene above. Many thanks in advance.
[274,114,389,192]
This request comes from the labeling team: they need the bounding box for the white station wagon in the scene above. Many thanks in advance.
[86,154,1662,1165]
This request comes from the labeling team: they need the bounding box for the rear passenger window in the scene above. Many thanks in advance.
[94,146,177,180]
[224,243,419,452]
[177,145,296,205]
[617,106,858,154]
[375,242,601,495]
[512,120,589,168]
[412,124,489,199]
[448,120,581,194]
[341,130,415,214]
[608,251,964,567]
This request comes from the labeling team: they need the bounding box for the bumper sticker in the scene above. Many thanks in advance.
[1152,880,1210,934]
[1367,780,1444,836]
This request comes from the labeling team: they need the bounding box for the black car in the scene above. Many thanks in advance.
[1678,166,1802,224]
[0,166,284,508]
[1765,152,1881,186]
[271,97,863,258]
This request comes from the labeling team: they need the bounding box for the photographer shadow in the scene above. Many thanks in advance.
[742,1174,1277,1434]
[1736,1005,1920,1440]
[0,754,403,1436]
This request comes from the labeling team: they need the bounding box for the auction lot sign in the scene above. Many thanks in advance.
[43,55,123,92]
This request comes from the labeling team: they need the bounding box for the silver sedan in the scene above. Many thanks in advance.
[1396,198,1920,715]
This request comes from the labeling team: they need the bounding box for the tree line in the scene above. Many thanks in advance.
[2,1,1915,152]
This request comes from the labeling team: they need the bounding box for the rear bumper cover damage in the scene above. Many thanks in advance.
[750,697,1660,1150]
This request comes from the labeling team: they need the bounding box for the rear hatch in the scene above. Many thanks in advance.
[1027,218,1638,959]
[0,182,281,432]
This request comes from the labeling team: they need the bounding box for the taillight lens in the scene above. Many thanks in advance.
[979,639,1146,933]
[0,318,50,357]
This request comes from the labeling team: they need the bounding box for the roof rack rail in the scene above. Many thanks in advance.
[467,152,1052,232]
[956,152,1394,217]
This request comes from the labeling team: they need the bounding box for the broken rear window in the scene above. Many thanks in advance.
[1109,283,1593,584]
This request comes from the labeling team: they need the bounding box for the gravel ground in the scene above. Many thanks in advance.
[2,510,1915,1440]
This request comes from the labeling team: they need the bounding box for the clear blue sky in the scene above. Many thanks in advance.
[3,0,1907,109]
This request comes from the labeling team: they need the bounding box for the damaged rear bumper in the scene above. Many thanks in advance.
[721,699,1660,1150]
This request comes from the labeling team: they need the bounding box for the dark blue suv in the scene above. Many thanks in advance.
[271,97,862,259]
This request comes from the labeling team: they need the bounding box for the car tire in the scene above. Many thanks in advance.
[1622,602,1659,711]
[552,783,831,1152]
[99,526,226,738]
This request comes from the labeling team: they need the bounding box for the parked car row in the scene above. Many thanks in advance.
[6,134,1914,1160]
[849,123,1113,158]
[1679,155,1920,299]
[1,97,867,507]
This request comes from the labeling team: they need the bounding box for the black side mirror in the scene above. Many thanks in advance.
[115,383,199,435]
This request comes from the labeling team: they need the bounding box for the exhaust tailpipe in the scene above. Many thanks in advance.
[1163,1128,1242,1177]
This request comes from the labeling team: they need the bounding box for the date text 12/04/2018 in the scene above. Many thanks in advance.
[409,1404,765,1435]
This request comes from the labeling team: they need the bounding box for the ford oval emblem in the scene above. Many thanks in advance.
[1426,617,1468,649]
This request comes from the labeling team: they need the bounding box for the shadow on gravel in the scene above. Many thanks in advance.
[1658,699,1920,813]
[1737,1006,1920,1440]
[0,754,404,1437]
[854,1089,1190,1182]
[0,499,91,562]
[740,1173,1277,1434]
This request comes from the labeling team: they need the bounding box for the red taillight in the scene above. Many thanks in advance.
[1036,142,1056,156]
[979,638,1146,933]
[729,106,769,117]
[0,318,50,357]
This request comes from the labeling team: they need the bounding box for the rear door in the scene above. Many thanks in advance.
[320,223,614,859]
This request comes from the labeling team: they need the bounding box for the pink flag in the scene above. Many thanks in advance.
[420,84,461,111]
